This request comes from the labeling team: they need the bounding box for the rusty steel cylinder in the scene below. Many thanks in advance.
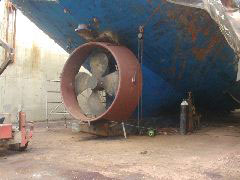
[61,42,142,123]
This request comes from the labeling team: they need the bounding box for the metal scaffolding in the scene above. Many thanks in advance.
[45,79,69,128]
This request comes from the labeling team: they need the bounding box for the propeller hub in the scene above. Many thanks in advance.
[94,78,105,91]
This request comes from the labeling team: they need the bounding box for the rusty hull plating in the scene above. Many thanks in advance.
[61,42,142,122]
[10,0,240,116]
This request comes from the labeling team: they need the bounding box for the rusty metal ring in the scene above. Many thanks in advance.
[61,42,142,122]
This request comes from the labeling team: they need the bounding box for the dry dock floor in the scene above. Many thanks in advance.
[1,116,240,180]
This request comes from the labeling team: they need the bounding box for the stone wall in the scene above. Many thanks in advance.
[0,1,70,122]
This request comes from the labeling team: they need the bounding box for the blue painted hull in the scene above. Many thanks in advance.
[11,0,239,117]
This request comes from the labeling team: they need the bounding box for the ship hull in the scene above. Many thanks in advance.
[11,0,239,117]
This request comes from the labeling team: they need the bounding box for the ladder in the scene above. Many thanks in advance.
[45,79,69,128]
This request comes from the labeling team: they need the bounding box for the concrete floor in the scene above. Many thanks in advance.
[1,116,240,180]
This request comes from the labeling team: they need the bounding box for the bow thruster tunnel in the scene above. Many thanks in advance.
[61,42,142,123]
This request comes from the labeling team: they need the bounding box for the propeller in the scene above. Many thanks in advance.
[103,71,119,96]
[75,52,119,117]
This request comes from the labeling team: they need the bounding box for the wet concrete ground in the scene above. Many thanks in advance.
[0,115,240,180]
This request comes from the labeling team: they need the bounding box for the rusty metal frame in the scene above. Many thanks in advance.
[0,38,14,75]
[0,112,33,150]
[0,1,17,76]
[18,112,33,147]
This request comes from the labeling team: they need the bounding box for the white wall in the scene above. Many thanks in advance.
[0,1,70,122]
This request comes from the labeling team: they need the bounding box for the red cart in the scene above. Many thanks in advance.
[0,112,33,151]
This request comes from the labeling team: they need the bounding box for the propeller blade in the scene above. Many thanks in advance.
[87,90,106,116]
[89,52,109,79]
[75,72,97,95]
[77,89,92,116]
[102,71,119,96]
